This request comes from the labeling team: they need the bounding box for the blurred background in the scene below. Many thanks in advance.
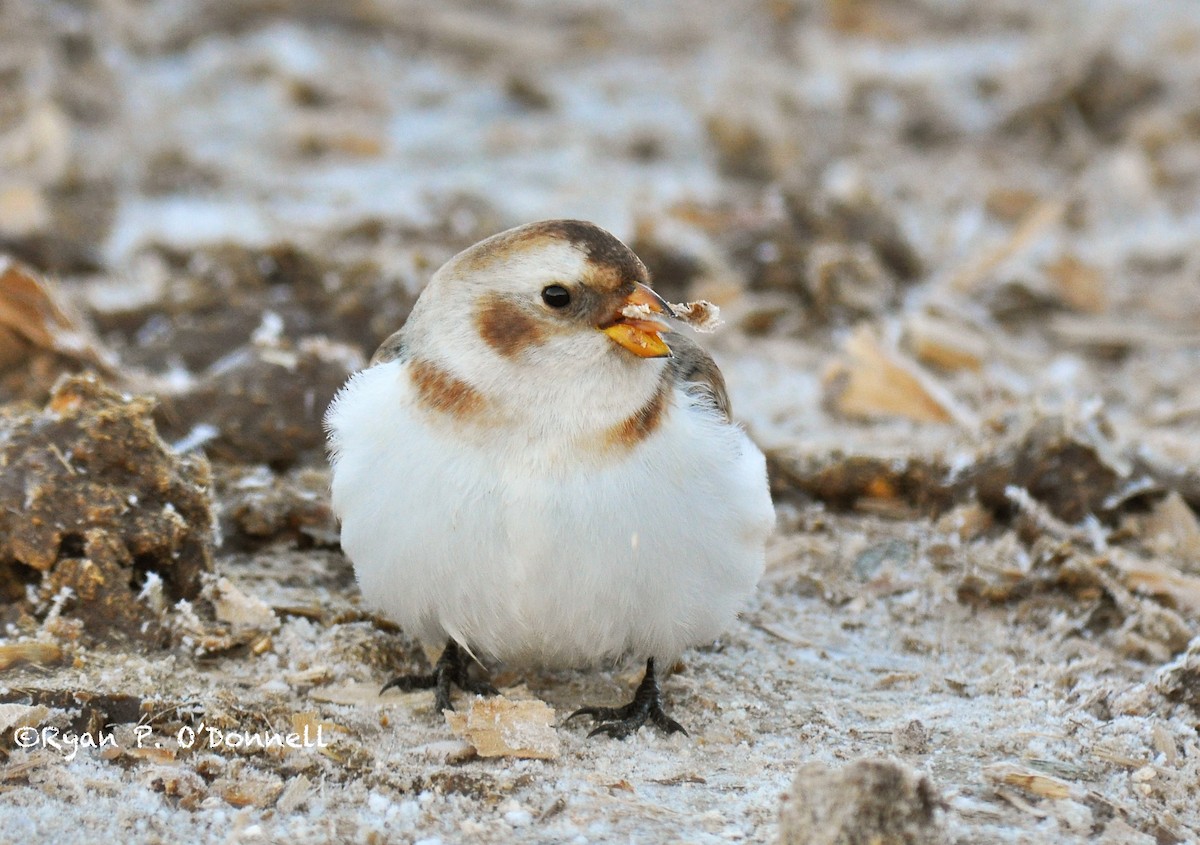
[3,0,1200,454]
[3,0,1200,403]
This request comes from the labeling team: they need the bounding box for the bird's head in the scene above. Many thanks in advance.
[398,220,677,432]
[417,219,674,357]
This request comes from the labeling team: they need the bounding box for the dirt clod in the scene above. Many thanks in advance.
[779,758,945,845]
[157,338,363,468]
[0,373,214,639]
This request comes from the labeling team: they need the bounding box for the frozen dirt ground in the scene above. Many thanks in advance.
[2,0,1200,843]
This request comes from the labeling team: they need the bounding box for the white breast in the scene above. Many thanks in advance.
[326,360,774,669]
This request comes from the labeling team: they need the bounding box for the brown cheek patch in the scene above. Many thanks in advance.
[608,377,672,450]
[476,293,544,358]
[410,359,484,420]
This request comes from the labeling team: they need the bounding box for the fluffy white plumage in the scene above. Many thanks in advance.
[325,220,774,672]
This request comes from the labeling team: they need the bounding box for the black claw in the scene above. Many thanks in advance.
[565,705,626,724]
[652,711,688,736]
[588,722,634,740]
[380,673,436,696]
[569,658,688,739]
[462,678,500,698]
[380,639,498,713]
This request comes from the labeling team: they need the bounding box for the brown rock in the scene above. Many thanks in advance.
[1156,637,1200,717]
[216,464,338,548]
[973,414,1124,524]
[157,337,363,468]
[97,241,416,373]
[0,373,214,640]
[779,758,945,845]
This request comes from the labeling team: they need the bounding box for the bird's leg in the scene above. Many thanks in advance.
[566,658,688,739]
[380,639,498,712]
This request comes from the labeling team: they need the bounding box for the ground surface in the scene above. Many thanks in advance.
[2,1,1200,843]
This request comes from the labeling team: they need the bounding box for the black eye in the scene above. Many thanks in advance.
[541,284,571,309]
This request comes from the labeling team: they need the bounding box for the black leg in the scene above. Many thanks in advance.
[566,658,688,739]
[380,639,499,712]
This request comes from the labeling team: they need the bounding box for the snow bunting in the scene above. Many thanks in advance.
[325,220,774,737]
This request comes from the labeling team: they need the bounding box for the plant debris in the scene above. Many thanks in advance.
[444,694,560,761]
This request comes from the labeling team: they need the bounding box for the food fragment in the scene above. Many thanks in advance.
[444,695,560,760]
[622,299,722,332]
[667,299,722,332]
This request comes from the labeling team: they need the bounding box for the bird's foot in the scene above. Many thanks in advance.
[566,658,688,739]
[380,639,497,713]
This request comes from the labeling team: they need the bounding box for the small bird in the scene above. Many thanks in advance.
[325,220,774,738]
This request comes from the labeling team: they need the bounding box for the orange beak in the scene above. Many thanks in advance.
[600,283,675,358]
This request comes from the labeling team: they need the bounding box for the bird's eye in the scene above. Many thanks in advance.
[541,284,571,309]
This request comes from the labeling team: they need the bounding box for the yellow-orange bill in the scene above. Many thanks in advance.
[602,322,671,358]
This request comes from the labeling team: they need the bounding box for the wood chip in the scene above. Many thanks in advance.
[1140,492,1200,564]
[984,187,1041,223]
[904,312,988,372]
[950,199,1064,293]
[214,775,283,808]
[0,260,114,372]
[444,695,559,760]
[1044,254,1107,313]
[208,576,279,633]
[289,711,345,755]
[276,774,312,813]
[994,787,1049,818]
[1151,724,1179,767]
[0,184,50,238]
[984,763,1077,800]
[824,324,975,427]
[0,641,63,671]
[0,703,50,733]
[1119,559,1200,615]
[310,682,414,707]
[127,745,178,764]
[1049,314,1196,350]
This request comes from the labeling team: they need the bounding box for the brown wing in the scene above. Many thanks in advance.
[369,329,407,366]
[667,333,731,422]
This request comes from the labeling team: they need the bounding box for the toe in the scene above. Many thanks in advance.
[565,707,602,723]
[651,710,688,736]
[588,722,634,740]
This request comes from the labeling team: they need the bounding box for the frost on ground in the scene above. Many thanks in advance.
[2,0,1200,843]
